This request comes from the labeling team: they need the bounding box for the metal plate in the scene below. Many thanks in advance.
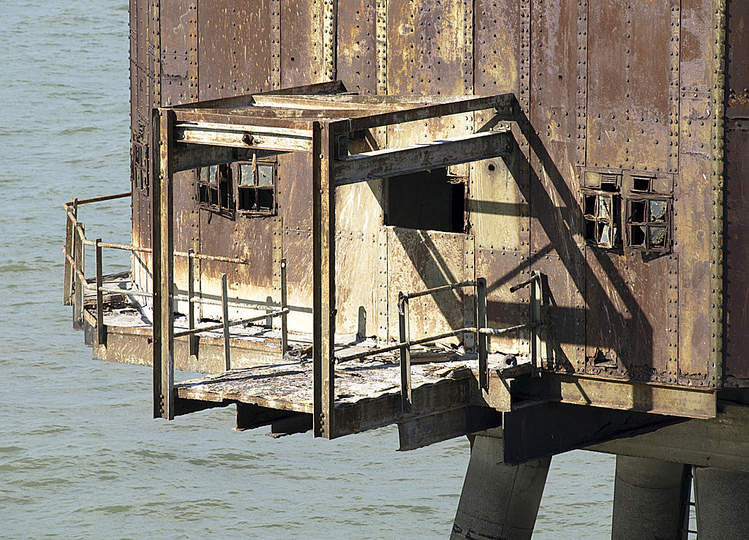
[198,0,274,100]
[336,0,377,94]
[386,227,469,342]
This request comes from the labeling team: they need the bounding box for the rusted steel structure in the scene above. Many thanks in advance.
[62,0,749,537]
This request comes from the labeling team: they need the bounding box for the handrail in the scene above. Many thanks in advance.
[62,194,289,366]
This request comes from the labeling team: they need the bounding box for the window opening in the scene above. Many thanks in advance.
[236,158,276,216]
[197,164,234,217]
[632,176,652,193]
[131,139,149,194]
[626,198,670,252]
[385,168,465,233]
[582,189,621,249]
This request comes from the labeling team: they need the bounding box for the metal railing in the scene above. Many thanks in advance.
[337,274,544,413]
[62,194,289,368]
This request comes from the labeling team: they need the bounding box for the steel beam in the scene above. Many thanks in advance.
[333,130,513,185]
[312,121,337,438]
[152,109,175,420]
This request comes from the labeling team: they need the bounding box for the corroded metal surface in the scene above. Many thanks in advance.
[111,0,749,424]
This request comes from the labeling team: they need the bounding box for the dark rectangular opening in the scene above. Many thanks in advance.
[256,187,274,211]
[630,224,646,246]
[385,168,464,233]
[600,175,619,192]
[632,176,652,193]
[584,195,597,217]
[584,219,596,242]
[238,187,255,211]
[630,200,646,223]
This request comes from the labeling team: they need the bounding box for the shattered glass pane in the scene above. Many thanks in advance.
[239,164,254,186]
[208,165,218,186]
[649,225,667,247]
[599,223,612,246]
[597,196,611,220]
[258,164,274,187]
[650,200,667,222]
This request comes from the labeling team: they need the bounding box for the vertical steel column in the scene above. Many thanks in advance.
[63,199,78,305]
[152,108,174,420]
[187,249,196,360]
[95,238,106,346]
[530,271,542,375]
[477,277,488,391]
[398,292,412,412]
[73,222,85,329]
[281,258,288,356]
[312,121,337,438]
[221,273,231,371]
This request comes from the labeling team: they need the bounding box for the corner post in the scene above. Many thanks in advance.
[398,292,412,412]
[312,120,337,438]
[221,272,231,371]
[530,271,542,375]
[280,258,288,356]
[63,198,78,305]
[152,108,175,420]
[95,238,106,347]
[477,277,488,391]
[73,222,85,329]
[187,249,197,360]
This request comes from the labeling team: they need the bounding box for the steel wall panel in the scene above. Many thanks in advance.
[198,0,274,101]
[724,122,749,383]
[336,0,377,94]
[160,0,195,106]
[387,0,468,96]
[529,0,584,372]
[724,0,749,385]
[476,248,530,357]
[474,0,519,96]
[280,0,323,87]
[387,228,469,343]
[726,0,749,117]
[586,0,670,171]
[335,233,380,336]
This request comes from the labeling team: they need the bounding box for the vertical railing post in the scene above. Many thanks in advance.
[187,249,197,360]
[73,222,85,329]
[530,270,542,376]
[477,277,488,391]
[222,273,231,371]
[152,108,175,420]
[63,199,78,305]
[312,120,337,438]
[281,258,288,356]
[398,292,412,412]
[95,238,106,347]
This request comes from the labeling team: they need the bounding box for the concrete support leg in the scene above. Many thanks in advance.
[694,466,749,540]
[611,455,690,540]
[451,434,550,540]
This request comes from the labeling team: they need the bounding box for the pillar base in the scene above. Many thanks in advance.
[451,434,550,540]
[611,455,690,540]
[694,466,749,539]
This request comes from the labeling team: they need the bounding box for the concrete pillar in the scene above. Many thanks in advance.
[451,434,550,540]
[611,455,690,540]
[694,466,749,539]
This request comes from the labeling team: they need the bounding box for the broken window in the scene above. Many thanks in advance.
[197,164,234,217]
[582,170,672,253]
[234,158,276,216]
[626,198,670,252]
[583,190,621,249]
[385,168,465,233]
[131,139,149,194]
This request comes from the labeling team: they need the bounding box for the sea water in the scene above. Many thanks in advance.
[0,1,614,537]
